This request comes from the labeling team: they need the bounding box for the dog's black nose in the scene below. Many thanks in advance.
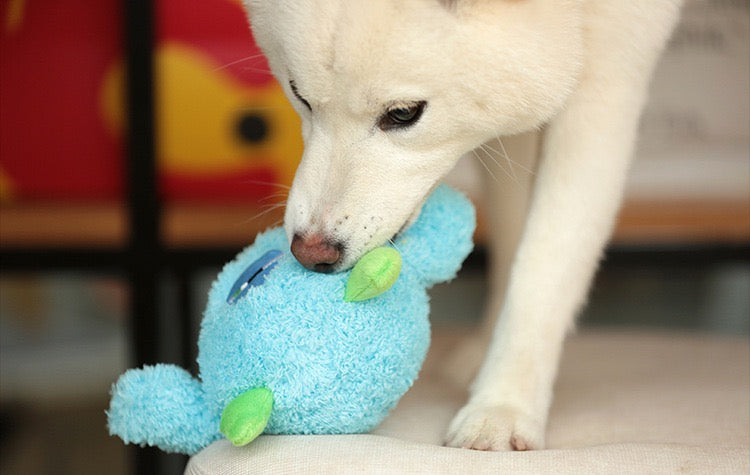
[290,233,342,273]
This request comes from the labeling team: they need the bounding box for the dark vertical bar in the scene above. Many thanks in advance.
[177,268,196,372]
[124,0,159,381]
[124,0,161,474]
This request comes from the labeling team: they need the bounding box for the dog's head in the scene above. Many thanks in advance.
[244,0,583,271]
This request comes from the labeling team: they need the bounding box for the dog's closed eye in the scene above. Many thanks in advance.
[378,101,427,131]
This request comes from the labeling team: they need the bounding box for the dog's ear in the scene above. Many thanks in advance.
[394,185,475,287]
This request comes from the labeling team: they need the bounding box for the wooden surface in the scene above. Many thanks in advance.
[1,199,748,249]
[613,200,750,244]
[0,202,128,247]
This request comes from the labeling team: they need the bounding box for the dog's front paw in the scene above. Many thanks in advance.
[444,402,544,451]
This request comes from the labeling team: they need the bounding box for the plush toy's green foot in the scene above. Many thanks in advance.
[220,387,273,447]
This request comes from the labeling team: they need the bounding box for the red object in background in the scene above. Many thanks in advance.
[157,0,272,89]
[154,0,302,202]
[1,0,301,203]
[0,0,124,201]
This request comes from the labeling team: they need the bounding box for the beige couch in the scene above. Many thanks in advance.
[186,329,749,474]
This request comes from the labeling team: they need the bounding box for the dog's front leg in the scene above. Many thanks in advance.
[445,2,682,451]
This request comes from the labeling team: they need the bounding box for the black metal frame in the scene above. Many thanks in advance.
[1,2,171,473]
[124,0,159,369]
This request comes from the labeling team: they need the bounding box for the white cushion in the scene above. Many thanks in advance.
[186,330,749,474]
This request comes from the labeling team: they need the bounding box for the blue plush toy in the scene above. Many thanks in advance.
[107,185,475,455]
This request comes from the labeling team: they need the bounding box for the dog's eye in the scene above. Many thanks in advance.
[378,101,426,131]
[289,80,312,111]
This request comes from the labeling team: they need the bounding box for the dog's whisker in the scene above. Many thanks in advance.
[481,141,518,182]
[238,179,292,190]
[263,191,290,198]
[472,149,500,184]
[212,53,268,72]
[482,143,520,185]
[240,203,287,226]
[387,237,401,252]
[269,218,284,229]
[495,138,520,181]
[258,192,290,204]
[237,67,273,76]
[477,145,516,183]
[492,132,536,176]
[388,237,427,283]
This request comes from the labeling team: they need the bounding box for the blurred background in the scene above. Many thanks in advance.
[0,0,748,474]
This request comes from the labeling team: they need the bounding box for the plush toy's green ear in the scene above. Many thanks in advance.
[394,185,475,287]
[344,247,402,302]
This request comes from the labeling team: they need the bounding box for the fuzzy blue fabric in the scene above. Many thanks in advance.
[107,184,475,455]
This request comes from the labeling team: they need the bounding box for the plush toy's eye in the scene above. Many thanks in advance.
[227,250,283,304]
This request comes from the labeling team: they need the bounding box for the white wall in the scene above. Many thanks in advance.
[447,0,750,203]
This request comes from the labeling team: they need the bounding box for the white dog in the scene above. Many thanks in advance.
[244,0,682,451]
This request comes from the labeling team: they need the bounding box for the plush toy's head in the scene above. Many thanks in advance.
[108,184,475,454]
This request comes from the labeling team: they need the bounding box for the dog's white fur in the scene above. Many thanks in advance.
[244,0,682,450]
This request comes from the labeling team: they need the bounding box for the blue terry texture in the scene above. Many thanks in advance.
[107,184,475,455]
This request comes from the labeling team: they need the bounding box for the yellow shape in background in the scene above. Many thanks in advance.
[100,43,303,189]
[157,43,302,182]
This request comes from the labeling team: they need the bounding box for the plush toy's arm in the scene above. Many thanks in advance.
[107,365,221,455]
[394,185,476,287]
